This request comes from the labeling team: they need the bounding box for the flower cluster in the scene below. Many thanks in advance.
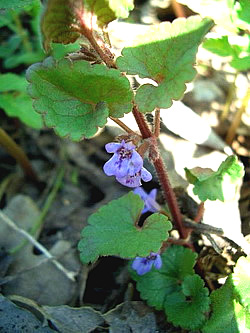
[133,187,161,214]
[132,252,162,275]
[103,140,152,188]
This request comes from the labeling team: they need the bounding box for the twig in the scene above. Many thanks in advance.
[184,218,224,235]
[0,211,76,282]
[172,0,186,18]
[220,73,237,121]
[203,233,222,254]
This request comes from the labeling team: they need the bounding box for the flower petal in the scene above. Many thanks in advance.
[116,173,142,188]
[131,151,143,169]
[132,258,153,275]
[103,154,120,176]
[153,255,162,270]
[105,142,122,153]
[141,167,152,182]
[149,188,157,200]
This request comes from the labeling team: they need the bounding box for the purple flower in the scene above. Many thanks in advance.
[103,140,152,188]
[116,167,152,188]
[132,252,162,275]
[133,187,161,213]
[103,140,143,178]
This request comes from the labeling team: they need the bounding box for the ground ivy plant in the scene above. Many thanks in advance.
[4,0,247,330]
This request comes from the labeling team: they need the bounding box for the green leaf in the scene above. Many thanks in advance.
[236,0,250,25]
[0,74,43,129]
[230,56,250,71]
[26,57,133,140]
[203,36,241,57]
[0,0,35,9]
[0,94,43,129]
[232,255,250,309]
[130,245,197,310]
[86,0,134,27]
[116,16,213,113]
[202,277,250,333]
[0,73,27,92]
[78,192,172,263]
[40,0,83,52]
[164,275,210,330]
[185,155,245,202]
[3,52,44,69]
[0,36,21,58]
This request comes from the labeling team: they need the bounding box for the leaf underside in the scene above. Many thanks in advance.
[78,192,172,263]
[40,0,83,52]
[116,15,214,113]
[26,57,133,140]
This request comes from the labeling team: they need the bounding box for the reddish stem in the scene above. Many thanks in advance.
[194,201,205,223]
[154,108,161,138]
[85,27,188,240]
[132,104,152,139]
[132,105,188,239]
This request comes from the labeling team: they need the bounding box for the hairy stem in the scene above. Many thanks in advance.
[154,158,188,239]
[78,17,116,69]
[109,116,137,135]
[194,201,205,223]
[0,128,38,181]
[83,27,187,239]
[154,108,161,137]
[132,107,188,238]
[132,104,152,139]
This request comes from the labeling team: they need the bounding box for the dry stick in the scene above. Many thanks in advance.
[226,87,250,145]
[172,0,186,18]
[220,73,237,121]
[0,211,76,282]
[0,128,38,181]
[183,218,223,236]
[154,108,161,138]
